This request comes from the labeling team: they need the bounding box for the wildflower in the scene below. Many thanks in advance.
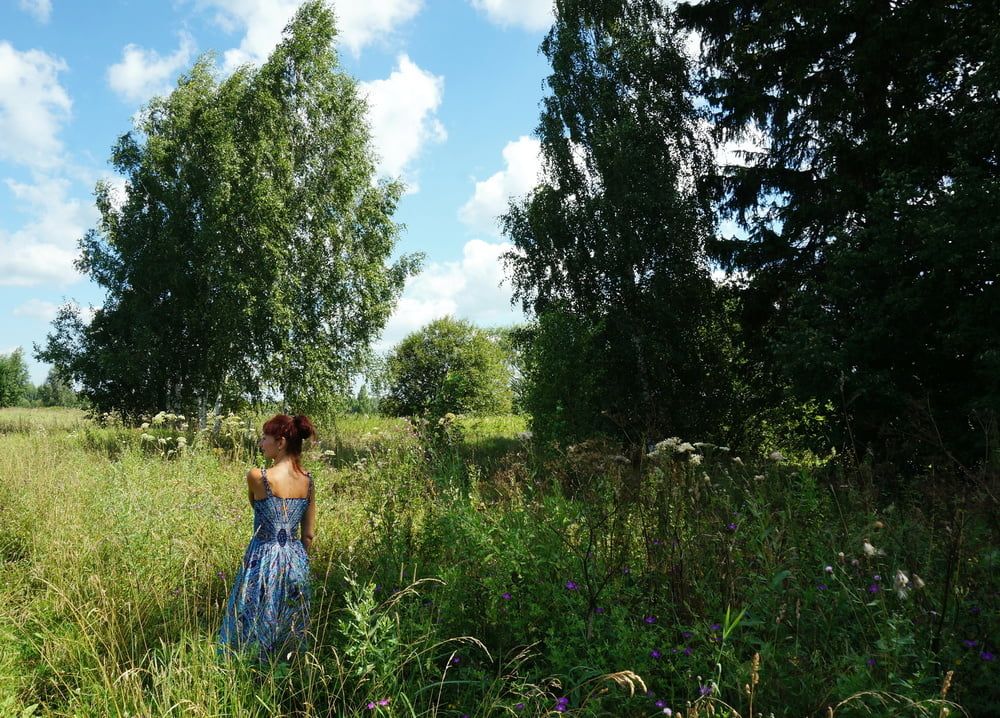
[710,623,721,632]
[555,696,569,712]
[594,606,605,614]
[825,565,834,574]
[502,592,512,600]
[644,615,657,624]
[677,442,695,453]
[873,519,884,530]
[963,639,979,649]
[837,552,845,562]
[651,649,662,659]
[663,709,673,716]
[378,698,390,706]
[450,656,461,665]
[873,574,881,582]
[366,702,376,710]
[683,646,693,656]
[868,583,879,594]
[971,605,981,615]
[726,522,737,531]
[656,700,665,708]
[681,630,693,639]
[912,573,926,590]
[894,570,910,599]
[753,474,765,481]
[621,566,631,575]
[565,580,578,590]
[768,450,785,461]
[817,584,828,591]
[862,539,885,557]
[733,456,743,465]
[514,703,525,711]
[866,657,877,667]
[140,422,149,429]
[699,684,712,696]
[689,454,703,465]
[981,651,996,661]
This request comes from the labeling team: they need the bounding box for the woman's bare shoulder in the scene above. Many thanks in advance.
[245,467,263,484]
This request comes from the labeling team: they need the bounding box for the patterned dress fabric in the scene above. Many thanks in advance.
[218,467,313,663]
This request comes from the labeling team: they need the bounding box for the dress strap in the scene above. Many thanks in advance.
[307,471,314,504]
[261,467,273,498]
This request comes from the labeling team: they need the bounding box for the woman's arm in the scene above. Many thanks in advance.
[300,483,317,552]
[245,467,262,505]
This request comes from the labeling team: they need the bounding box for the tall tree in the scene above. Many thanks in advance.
[36,0,421,418]
[503,0,734,447]
[678,0,1000,466]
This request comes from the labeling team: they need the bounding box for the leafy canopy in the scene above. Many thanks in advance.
[36,0,421,418]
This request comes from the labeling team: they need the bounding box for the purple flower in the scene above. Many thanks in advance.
[817,583,828,591]
[868,583,880,594]
[565,580,578,591]
[378,698,390,706]
[594,606,605,614]
[650,649,662,659]
[683,646,693,656]
[514,703,525,711]
[621,566,631,575]
[866,657,877,667]
[710,623,721,631]
[824,565,834,573]
[501,592,512,600]
[699,684,712,697]
[555,696,569,712]
[873,574,881,582]
[681,630,693,639]
[652,538,662,546]
[655,700,665,708]
[366,702,376,710]
[982,651,996,662]
[970,605,982,615]
[450,656,461,665]
[963,639,979,649]
[726,522,737,531]
[217,571,226,580]
[645,690,656,698]
[644,615,657,624]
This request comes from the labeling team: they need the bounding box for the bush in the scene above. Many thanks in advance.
[382,317,514,418]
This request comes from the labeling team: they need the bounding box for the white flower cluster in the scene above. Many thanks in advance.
[647,436,702,464]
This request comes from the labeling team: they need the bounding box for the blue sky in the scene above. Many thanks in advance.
[1,0,560,383]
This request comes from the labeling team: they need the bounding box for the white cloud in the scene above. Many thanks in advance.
[359,54,446,188]
[377,238,523,352]
[459,136,541,236]
[18,0,52,23]
[0,176,94,287]
[202,0,422,71]
[107,33,196,104]
[470,0,552,32]
[12,298,59,322]
[0,42,71,171]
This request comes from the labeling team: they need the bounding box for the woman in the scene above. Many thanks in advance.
[218,413,317,663]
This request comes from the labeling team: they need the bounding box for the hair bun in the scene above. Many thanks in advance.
[292,414,315,441]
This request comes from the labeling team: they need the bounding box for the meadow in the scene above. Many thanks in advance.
[0,407,996,717]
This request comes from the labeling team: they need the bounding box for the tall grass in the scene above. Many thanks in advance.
[0,408,995,716]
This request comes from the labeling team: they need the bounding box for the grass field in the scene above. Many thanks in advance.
[0,407,996,717]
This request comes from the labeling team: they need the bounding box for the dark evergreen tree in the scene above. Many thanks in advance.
[678,0,1000,468]
[503,0,735,448]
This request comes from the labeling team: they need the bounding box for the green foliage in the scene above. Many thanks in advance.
[382,317,514,418]
[678,0,1000,468]
[35,0,421,419]
[502,0,736,450]
[0,408,995,715]
[35,368,82,408]
[0,349,31,408]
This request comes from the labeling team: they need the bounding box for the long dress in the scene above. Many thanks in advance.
[218,467,313,663]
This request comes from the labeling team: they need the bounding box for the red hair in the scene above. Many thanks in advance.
[262,413,316,474]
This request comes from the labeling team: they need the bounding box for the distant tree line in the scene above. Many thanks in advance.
[0,349,83,408]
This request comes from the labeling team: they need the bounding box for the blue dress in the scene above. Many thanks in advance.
[218,467,313,663]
